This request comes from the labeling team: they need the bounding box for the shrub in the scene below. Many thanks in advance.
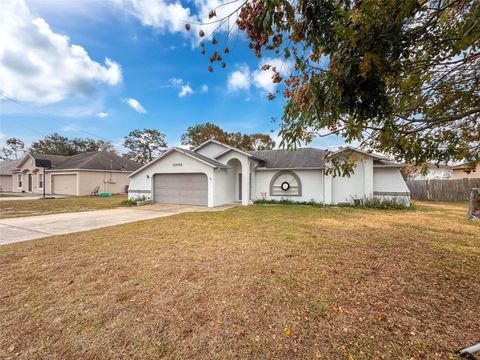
[121,199,138,207]
[254,197,412,210]
[254,198,326,207]
[356,197,411,210]
[121,195,150,207]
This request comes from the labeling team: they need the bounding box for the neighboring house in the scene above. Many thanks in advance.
[128,140,409,207]
[451,163,480,179]
[11,151,141,196]
[0,160,20,192]
[406,163,453,180]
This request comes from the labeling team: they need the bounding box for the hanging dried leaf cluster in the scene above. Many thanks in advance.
[189,0,480,169]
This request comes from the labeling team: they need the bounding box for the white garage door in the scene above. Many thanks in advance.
[154,173,208,206]
[52,174,77,195]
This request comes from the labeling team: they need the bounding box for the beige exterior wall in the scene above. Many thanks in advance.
[451,165,480,179]
[77,171,130,195]
[12,156,47,194]
[12,155,131,196]
[13,170,73,195]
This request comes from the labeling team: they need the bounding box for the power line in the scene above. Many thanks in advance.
[0,91,111,142]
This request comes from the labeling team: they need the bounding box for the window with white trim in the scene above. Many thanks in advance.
[38,173,44,189]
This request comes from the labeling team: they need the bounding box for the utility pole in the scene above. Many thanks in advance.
[43,166,46,199]
[35,159,51,199]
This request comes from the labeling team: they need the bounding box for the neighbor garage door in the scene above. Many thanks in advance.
[153,173,208,206]
[52,174,77,195]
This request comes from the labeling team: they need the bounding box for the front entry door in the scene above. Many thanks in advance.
[28,174,32,192]
[238,173,242,201]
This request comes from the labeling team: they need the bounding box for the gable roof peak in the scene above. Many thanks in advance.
[192,139,230,152]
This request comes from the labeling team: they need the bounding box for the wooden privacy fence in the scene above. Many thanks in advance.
[406,179,480,201]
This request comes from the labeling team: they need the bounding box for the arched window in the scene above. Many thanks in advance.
[269,171,302,196]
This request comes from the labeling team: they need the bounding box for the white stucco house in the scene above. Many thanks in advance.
[128,140,410,207]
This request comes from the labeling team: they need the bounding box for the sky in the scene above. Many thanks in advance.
[0,0,343,152]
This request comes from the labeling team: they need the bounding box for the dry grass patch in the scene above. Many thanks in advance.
[0,194,127,218]
[0,201,479,359]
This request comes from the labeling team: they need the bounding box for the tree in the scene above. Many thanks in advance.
[0,138,26,160]
[30,133,72,155]
[192,0,480,171]
[180,122,230,148]
[249,133,276,151]
[29,133,114,156]
[70,138,115,154]
[123,129,168,164]
[180,122,276,151]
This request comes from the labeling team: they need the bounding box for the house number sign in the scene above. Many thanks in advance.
[172,163,183,167]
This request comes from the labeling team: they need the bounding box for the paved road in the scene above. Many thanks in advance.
[0,204,234,245]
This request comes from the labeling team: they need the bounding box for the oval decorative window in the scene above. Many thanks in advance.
[270,171,301,196]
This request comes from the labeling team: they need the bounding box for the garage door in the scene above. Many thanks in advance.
[154,173,208,206]
[52,174,77,195]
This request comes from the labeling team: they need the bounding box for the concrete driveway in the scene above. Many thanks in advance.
[0,203,235,246]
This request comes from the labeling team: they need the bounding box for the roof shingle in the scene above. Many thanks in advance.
[250,148,329,169]
[0,160,20,175]
[51,151,141,171]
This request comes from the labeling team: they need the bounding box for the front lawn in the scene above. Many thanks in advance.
[0,202,478,359]
[0,194,22,198]
[0,194,127,218]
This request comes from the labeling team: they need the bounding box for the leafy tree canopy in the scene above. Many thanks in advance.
[123,128,168,164]
[193,0,480,171]
[181,122,276,150]
[0,138,26,161]
[29,133,114,156]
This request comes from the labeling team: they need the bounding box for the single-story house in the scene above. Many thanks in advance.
[0,160,20,192]
[128,140,410,207]
[10,151,141,196]
[405,163,453,180]
[450,163,480,179]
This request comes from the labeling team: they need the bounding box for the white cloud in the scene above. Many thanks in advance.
[123,98,146,113]
[227,64,251,92]
[179,85,193,97]
[116,0,240,44]
[97,112,109,118]
[0,0,122,104]
[169,77,184,87]
[116,0,194,33]
[227,59,293,94]
[200,84,208,93]
[169,77,194,97]
[62,124,80,132]
[253,58,293,93]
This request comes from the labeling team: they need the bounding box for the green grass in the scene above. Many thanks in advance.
[0,201,478,359]
[0,194,22,198]
[0,194,128,218]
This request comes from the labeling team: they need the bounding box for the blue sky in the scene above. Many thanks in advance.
[0,0,342,151]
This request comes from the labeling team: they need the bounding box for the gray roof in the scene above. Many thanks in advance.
[177,148,228,168]
[51,151,141,171]
[0,160,20,175]
[30,153,70,167]
[250,148,329,169]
